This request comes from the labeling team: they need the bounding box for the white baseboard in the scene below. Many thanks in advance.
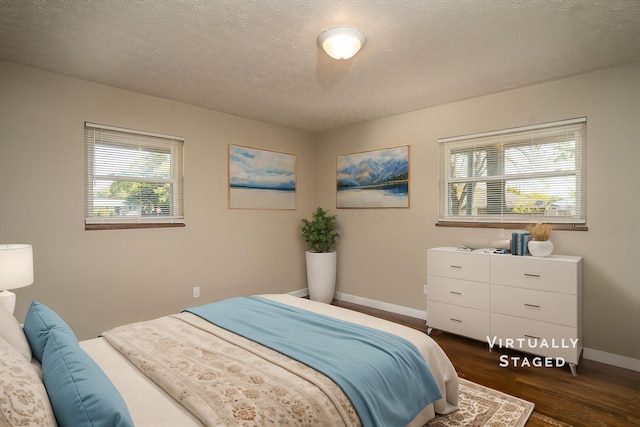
[287,288,309,298]
[289,289,640,373]
[334,292,427,320]
[288,288,426,319]
[582,347,640,372]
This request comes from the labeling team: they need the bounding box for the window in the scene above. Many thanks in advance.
[85,123,184,229]
[438,118,586,226]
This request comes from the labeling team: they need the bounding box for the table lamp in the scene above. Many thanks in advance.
[0,244,34,314]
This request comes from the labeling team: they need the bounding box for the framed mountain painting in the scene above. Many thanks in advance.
[228,145,296,209]
[336,145,410,208]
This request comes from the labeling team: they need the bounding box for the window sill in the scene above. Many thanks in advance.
[85,223,185,231]
[436,222,588,231]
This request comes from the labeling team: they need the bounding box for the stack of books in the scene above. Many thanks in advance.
[511,231,531,256]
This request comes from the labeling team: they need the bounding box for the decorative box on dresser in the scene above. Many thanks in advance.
[427,247,583,375]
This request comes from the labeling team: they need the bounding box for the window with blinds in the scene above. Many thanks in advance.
[438,118,586,225]
[85,123,184,229]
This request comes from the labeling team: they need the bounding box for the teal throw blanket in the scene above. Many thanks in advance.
[186,296,441,427]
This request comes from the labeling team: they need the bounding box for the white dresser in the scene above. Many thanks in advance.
[427,247,583,375]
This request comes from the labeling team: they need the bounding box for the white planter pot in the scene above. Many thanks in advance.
[305,250,337,303]
[528,240,553,257]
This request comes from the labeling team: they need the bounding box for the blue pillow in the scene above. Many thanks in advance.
[42,329,134,427]
[23,301,77,362]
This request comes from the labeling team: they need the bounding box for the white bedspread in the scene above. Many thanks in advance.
[81,294,458,426]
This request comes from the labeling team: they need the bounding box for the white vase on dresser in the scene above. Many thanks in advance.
[528,240,554,257]
[427,247,583,375]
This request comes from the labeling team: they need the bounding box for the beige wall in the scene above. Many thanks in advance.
[315,62,640,360]
[2,60,639,361]
[0,61,316,340]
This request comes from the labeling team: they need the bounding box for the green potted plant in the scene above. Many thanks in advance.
[301,207,339,253]
[527,223,553,256]
[300,208,339,303]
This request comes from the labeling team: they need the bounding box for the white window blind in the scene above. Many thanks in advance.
[438,118,586,224]
[85,123,184,227]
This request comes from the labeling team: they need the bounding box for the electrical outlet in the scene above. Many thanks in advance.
[423,283,428,294]
[193,286,200,298]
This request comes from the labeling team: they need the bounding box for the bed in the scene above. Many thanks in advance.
[1,294,458,427]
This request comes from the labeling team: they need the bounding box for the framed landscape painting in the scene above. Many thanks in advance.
[337,145,410,208]
[228,145,296,209]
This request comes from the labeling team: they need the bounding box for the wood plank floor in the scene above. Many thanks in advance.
[332,300,640,427]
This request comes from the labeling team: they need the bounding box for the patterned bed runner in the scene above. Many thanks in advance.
[103,312,361,426]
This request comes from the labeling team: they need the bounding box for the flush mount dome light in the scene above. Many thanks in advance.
[317,27,366,60]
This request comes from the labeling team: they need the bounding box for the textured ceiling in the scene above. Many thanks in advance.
[1,0,639,133]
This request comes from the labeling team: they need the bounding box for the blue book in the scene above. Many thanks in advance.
[520,232,531,256]
[511,231,530,255]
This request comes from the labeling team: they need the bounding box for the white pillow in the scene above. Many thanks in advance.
[0,306,32,362]
[0,335,57,426]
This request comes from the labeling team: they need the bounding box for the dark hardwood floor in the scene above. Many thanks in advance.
[332,300,640,427]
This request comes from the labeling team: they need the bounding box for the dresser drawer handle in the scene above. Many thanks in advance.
[450,318,462,323]
[450,265,463,269]
[524,334,541,340]
[524,303,541,309]
[524,273,541,278]
[450,291,462,295]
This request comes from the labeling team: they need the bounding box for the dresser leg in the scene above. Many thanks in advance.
[427,327,433,335]
[569,363,578,376]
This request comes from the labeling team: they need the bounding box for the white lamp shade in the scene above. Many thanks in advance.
[0,244,34,290]
[318,27,366,60]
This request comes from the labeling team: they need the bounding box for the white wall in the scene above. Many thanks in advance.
[314,62,640,360]
[0,61,316,340]
[2,59,638,362]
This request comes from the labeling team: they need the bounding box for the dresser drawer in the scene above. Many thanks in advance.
[427,275,490,310]
[490,313,581,364]
[427,301,490,341]
[491,285,576,326]
[427,249,490,282]
[491,255,579,294]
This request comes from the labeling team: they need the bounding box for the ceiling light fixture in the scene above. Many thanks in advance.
[317,27,366,60]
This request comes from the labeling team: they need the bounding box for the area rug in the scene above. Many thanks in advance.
[425,378,534,427]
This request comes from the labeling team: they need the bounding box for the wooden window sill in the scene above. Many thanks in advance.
[85,223,185,231]
[436,222,587,231]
